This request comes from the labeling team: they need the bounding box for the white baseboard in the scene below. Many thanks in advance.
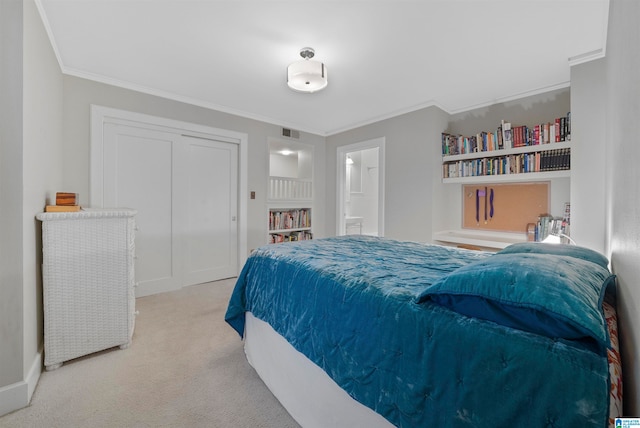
[0,380,28,417]
[0,347,42,417]
[26,347,43,402]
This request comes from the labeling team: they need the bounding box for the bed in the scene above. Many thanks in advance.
[225,235,622,427]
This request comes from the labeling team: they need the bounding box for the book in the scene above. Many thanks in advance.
[55,192,78,206]
[45,205,81,212]
[501,120,512,149]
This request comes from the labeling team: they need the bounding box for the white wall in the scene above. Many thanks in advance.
[570,59,607,253]
[269,153,298,178]
[605,0,640,415]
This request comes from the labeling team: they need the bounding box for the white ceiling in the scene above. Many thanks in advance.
[36,0,609,136]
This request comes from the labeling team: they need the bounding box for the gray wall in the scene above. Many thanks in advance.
[0,0,65,416]
[606,0,640,415]
[325,91,572,243]
[23,0,65,383]
[62,76,326,255]
[326,106,449,242]
[0,0,25,399]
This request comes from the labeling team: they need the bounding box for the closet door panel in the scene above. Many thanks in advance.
[103,123,181,296]
[181,136,238,286]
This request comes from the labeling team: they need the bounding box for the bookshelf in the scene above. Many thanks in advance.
[443,142,571,183]
[434,106,572,250]
[268,208,312,243]
[268,138,314,244]
[441,114,571,184]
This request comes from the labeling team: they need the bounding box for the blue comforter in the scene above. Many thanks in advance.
[225,236,611,427]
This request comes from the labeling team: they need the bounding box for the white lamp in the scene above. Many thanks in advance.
[542,233,576,245]
[287,48,328,93]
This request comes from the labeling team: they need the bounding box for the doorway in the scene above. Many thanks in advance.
[337,138,385,236]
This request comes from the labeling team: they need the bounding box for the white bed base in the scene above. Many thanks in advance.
[244,312,392,428]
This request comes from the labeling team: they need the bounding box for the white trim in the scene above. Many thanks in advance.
[34,0,65,74]
[0,381,28,418]
[90,105,248,273]
[446,81,572,116]
[60,65,576,138]
[0,348,42,417]
[568,49,606,67]
[325,100,448,137]
[74,69,325,136]
[26,347,42,403]
[336,138,385,237]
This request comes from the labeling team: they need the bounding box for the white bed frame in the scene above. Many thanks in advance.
[244,312,392,428]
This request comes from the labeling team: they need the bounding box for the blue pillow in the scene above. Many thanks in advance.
[497,242,609,269]
[417,252,615,352]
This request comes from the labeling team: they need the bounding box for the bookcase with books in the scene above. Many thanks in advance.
[441,113,571,183]
[267,138,314,244]
[268,208,312,243]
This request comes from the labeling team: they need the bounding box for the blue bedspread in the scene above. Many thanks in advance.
[225,236,610,427]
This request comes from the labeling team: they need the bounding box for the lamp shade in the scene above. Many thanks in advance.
[287,48,328,93]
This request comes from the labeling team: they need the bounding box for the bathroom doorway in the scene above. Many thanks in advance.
[337,138,385,236]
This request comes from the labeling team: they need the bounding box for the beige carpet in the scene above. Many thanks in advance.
[0,279,300,428]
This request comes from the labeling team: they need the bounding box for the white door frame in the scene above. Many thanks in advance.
[90,105,248,274]
[336,137,385,236]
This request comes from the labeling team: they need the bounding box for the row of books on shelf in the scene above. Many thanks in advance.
[443,148,570,179]
[269,231,313,244]
[269,209,311,231]
[531,215,570,243]
[441,113,571,156]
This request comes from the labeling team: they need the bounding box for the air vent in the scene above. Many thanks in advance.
[282,128,300,139]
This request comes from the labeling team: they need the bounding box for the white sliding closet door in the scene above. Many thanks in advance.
[181,136,238,286]
[103,123,180,296]
[101,122,238,297]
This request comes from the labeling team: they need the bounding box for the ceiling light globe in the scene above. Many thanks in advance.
[287,60,328,93]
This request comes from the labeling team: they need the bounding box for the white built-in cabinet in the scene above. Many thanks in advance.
[268,138,314,243]
[434,107,572,250]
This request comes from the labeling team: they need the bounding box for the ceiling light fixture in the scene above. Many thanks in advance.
[287,47,328,93]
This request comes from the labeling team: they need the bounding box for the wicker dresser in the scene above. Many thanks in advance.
[36,209,137,370]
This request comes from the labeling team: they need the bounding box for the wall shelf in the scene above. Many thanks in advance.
[442,140,571,183]
[268,207,312,243]
[433,229,527,251]
[443,169,570,184]
[442,141,571,162]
